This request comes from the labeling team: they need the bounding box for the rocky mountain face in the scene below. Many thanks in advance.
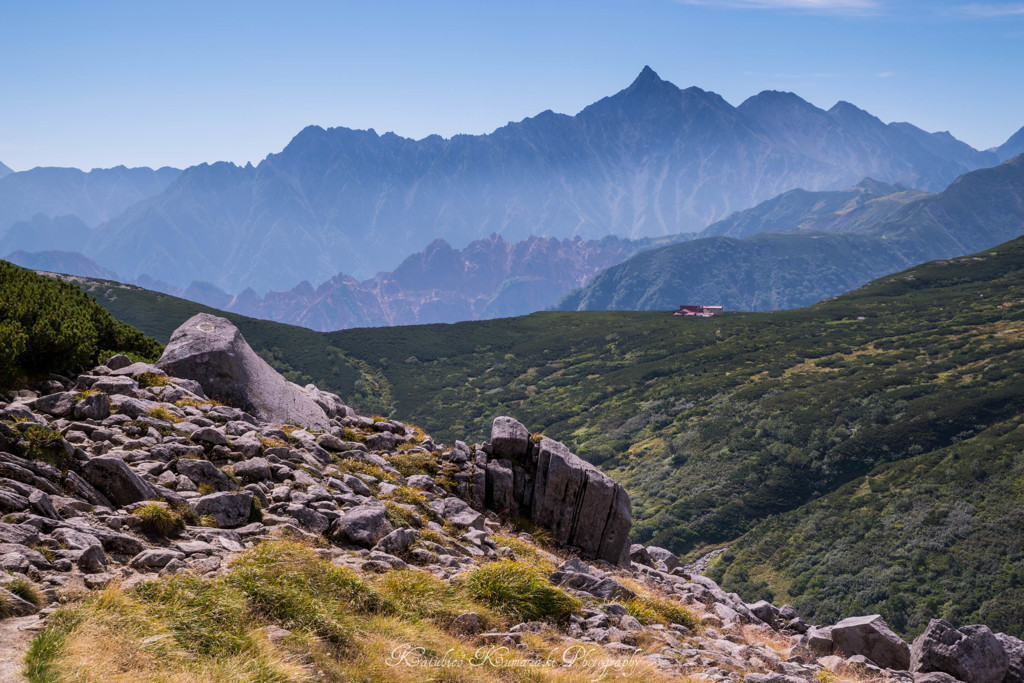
[79,68,1006,293]
[559,154,1024,313]
[166,234,669,331]
[0,165,180,234]
[2,313,1021,681]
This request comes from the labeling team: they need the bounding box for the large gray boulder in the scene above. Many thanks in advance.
[429,497,485,531]
[646,546,680,571]
[156,313,329,429]
[485,417,632,566]
[191,491,254,528]
[490,416,531,460]
[911,619,1009,683]
[831,614,910,671]
[176,458,234,492]
[996,633,1024,683]
[82,456,157,507]
[330,504,394,548]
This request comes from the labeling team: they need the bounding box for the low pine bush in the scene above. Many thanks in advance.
[20,425,71,472]
[0,261,162,387]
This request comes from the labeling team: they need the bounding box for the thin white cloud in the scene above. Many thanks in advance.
[960,3,1024,16]
[771,72,841,78]
[679,0,878,11]
[877,71,895,78]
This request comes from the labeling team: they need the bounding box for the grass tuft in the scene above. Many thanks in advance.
[146,406,182,423]
[5,575,43,607]
[225,540,392,645]
[465,560,581,622]
[23,607,82,682]
[623,595,701,630]
[137,372,171,388]
[387,452,439,476]
[383,501,422,529]
[332,455,396,482]
[374,570,496,630]
[132,501,185,537]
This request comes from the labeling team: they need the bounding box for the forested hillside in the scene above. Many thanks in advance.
[72,236,1024,636]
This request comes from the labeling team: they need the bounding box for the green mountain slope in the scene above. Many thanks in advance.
[554,231,913,311]
[72,237,1024,636]
[558,155,1024,313]
[0,262,162,387]
[709,416,1024,638]
[700,178,926,239]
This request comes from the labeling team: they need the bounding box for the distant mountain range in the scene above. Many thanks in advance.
[0,165,179,231]
[9,66,1016,295]
[558,154,1024,312]
[0,214,93,255]
[152,234,685,330]
[0,160,12,179]
[3,67,1023,326]
[995,125,1024,161]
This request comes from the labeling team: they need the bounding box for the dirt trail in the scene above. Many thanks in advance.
[0,615,42,683]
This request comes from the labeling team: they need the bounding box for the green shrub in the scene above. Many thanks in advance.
[247,496,263,524]
[465,560,581,622]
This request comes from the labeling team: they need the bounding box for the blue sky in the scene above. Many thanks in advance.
[1,0,1022,170]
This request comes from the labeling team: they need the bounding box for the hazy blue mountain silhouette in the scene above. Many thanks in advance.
[85,67,1008,293]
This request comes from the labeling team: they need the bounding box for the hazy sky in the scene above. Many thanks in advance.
[2,0,1022,171]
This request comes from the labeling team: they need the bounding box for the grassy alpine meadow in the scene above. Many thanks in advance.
[21,539,683,683]
[76,235,1024,637]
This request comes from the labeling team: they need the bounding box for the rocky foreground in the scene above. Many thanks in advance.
[1,313,1022,682]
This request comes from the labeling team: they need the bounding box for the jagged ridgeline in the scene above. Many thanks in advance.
[0,262,163,386]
